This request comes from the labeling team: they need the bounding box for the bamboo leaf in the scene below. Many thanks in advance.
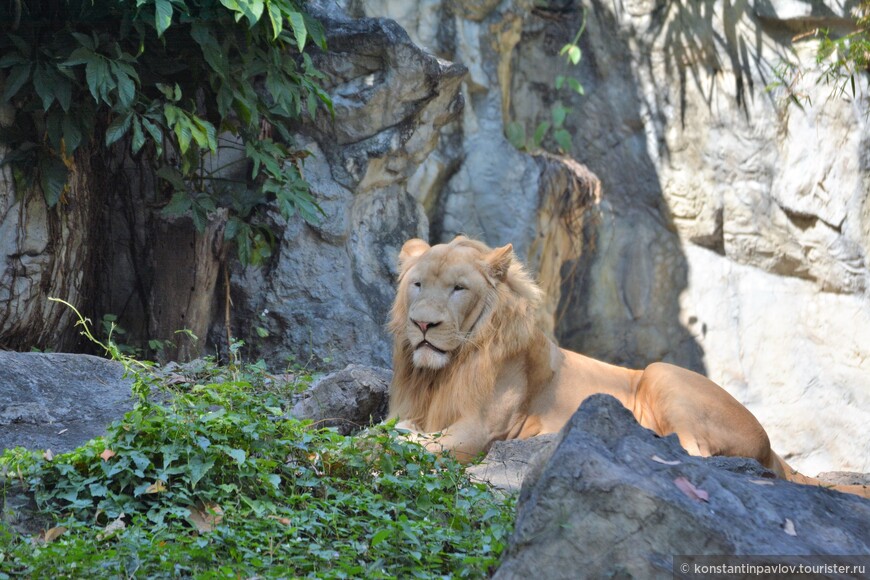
[247,0,265,25]
[568,77,585,95]
[62,115,83,153]
[554,128,573,152]
[191,22,227,77]
[55,76,72,112]
[267,2,283,40]
[110,61,136,109]
[31,65,56,110]
[85,57,111,103]
[141,117,164,154]
[162,191,192,216]
[174,118,193,154]
[62,47,93,67]
[0,53,27,68]
[532,121,550,147]
[39,156,68,207]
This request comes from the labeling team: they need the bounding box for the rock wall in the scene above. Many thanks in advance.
[221,7,465,369]
[537,0,870,474]
[226,1,600,366]
[350,0,870,473]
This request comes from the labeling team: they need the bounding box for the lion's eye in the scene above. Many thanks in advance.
[453,284,465,292]
[413,281,422,288]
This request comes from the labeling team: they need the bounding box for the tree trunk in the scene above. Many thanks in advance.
[147,212,226,363]
[0,144,105,351]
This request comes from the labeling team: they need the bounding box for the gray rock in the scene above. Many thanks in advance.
[816,471,870,487]
[755,0,861,21]
[290,364,391,434]
[467,435,558,494]
[0,352,135,453]
[494,395,870,579]
[223,4,466,370]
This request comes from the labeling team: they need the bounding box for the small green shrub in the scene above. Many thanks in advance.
[507,9,586,153]
[767,1,870,109]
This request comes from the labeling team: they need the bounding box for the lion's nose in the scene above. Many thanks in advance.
[412,319,441,333]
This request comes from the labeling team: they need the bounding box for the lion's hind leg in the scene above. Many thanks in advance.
[633,362,775,468]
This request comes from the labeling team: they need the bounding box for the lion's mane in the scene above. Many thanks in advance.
[387,237,550,432]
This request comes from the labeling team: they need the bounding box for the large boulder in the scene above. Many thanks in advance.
[0,352,134,453]
[494,395,870,578]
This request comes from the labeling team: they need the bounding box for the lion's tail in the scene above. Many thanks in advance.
[770,452,870,499]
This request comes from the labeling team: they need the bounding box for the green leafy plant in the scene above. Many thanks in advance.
[507,10,586,153]
[0,0,332,266]
[766,2,870,109]
[0,365,514,578]
[0,303,514,576]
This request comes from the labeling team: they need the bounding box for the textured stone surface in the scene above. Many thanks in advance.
[512,0,870,473]
[0,353,134,453]
[678,244,870,474]
[290,364,391,434]
[223,4,466,369]
[0,137,106,352]
[495,395,870,579]
[466,435,558,494]
[346,0,600,341]
[343,0,870,475]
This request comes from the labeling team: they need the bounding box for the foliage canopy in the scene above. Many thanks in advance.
[0,0,332,265]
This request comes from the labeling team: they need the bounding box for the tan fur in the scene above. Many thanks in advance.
[388,236,869,499]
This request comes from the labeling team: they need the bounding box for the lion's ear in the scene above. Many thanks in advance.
[485,243,513,282]
[398,239,430,273]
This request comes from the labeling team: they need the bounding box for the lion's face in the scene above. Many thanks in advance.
[392,237,513,370]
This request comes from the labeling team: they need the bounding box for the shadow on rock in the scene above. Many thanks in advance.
[494,395,870,579]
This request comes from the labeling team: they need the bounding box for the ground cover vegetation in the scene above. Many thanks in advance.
[0,309,514,578]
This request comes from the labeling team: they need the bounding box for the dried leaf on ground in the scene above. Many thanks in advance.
[100,448,116,461]
[188,501,224,533]
[98,515,127,540]
[43,449,54,461]
[750,479,775,486]
[783,518,797,536]
[40,526,67,543]
[674,476,709,502]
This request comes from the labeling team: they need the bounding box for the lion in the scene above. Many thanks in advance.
[387,235,869,498]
